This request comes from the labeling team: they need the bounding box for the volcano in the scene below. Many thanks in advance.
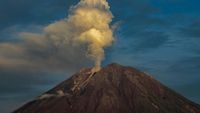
[12,63,200,113]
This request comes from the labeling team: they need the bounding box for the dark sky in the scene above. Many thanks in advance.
[0,0,200,113]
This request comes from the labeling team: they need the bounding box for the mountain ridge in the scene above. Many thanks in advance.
[12,63,200,113]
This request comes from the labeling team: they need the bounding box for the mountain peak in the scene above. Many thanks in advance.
[12,63,200,113]
[78,63,123,74]
[106,62,123,68]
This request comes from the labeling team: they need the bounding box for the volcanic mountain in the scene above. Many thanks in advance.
[12,63,200,113]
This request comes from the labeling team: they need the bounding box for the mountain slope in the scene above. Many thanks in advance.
[12,63,200,113]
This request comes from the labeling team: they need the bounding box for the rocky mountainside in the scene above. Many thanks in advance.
[12,63,200,113]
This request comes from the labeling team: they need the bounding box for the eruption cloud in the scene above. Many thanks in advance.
[44,0,114,72]
[69,0,114,71]
[0,0,114,72]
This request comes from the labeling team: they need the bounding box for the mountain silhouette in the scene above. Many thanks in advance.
[12,63,200,113]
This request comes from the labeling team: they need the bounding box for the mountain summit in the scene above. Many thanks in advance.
[12,63,200,113]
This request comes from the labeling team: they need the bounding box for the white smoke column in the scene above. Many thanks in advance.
[42,0,114,72]
[70,0,114,72]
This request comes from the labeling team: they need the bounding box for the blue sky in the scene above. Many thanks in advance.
[0,0,200,113]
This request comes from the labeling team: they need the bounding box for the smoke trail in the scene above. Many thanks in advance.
[48,0,114,72]
[70,0,114,71]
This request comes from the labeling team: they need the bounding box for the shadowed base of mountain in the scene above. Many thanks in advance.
[12,63,200,113]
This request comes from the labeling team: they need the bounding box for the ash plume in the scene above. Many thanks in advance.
[0,0,114,72]
[63,0,114,71]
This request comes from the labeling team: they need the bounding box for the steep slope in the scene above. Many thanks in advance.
[12,63,200,113]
